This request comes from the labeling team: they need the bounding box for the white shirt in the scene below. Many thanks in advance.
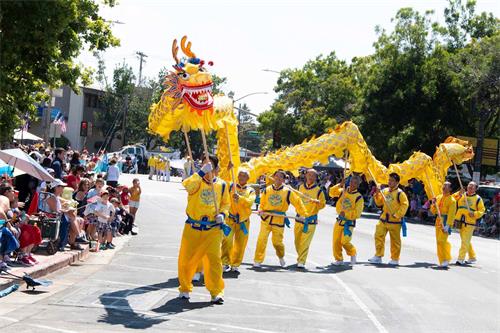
[107,164,120,181]
[95,201,114,223]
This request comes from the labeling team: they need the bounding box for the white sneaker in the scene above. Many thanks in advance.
[253,262,261,268]
[279,257,286,267]
[440,261,449,268]
[466,258,477,264]
[178,292,190,299]
[211,294,224,304]
[350,255,357,265]
[368,256,382,264]
[455,259,465,265]
[388,260,399,266]
[230,266,239,272]
[192,272,202,282]
[297,262,305,269]
[223,265,231,272]
[332,260,344,266]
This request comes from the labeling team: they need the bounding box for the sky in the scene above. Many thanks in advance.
[79,0,499,115]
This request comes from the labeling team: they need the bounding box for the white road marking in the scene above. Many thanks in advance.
[26,324,78,333]
[51,301,280,333]
[82,278,357,320]
[108,263,177,273]
[118,252,177,259]
[304,256,388,333]
[0,316,19,322]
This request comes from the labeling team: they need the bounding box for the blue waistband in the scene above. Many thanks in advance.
[380,214,407,237]
[337,215,356,237]
[296,214,318,233]
[438,214,452,235]
[186,216,231,236]
[228,213,248,235]
[264,210,290,228]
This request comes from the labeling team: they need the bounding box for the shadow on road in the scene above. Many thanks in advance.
[97,277,193,329]
[151,297,212,313]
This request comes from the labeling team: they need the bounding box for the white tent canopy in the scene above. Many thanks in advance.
[13,129,43,142]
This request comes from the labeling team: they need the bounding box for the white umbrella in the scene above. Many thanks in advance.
[13,129,43,142]
[0,148,54,182]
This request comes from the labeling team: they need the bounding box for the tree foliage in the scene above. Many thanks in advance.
[258,0,499,165]
[0,0,119,144]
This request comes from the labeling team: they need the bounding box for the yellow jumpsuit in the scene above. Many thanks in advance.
[453,192,485,261]
[178,172,230,297]
[147,156,155,178]
[430,194,456,264]
[294,183,326,265]
[373,188,409,260]
[254,185,309,264]
[329,184,364,261]
[221,183,256,268]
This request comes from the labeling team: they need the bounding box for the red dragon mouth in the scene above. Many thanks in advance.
[182,82,214,110]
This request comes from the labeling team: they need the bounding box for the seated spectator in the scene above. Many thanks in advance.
[0,184,21,271]
[67,165,85,191]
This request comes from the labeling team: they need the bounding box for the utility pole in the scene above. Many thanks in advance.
[43,88,53,144]
[136,51,148,86]
[122,94,129,147]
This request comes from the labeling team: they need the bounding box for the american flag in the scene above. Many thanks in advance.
[53,111,67,133]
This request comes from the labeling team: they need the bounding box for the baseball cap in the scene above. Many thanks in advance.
[48,179,67,189]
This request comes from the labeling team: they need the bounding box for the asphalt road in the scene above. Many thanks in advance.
[1,174,499,333]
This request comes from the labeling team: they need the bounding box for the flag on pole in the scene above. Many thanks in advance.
[53,111,67,133]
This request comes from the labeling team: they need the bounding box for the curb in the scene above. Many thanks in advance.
[0,244,90,291]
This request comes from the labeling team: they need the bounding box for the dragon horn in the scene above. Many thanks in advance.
[172,39,179,64]
[181,35,196,58]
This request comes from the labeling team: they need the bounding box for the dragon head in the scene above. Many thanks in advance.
[164,36,214,114]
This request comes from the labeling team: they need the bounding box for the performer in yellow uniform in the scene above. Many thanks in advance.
[254,170,309,268]
[221,169,256,272]
[178,155,230,304]
[453,181,485,265]
[368,173,409,266]
[148,155,156,180]
[329,175,364,266]
[294,169,326,268]
[429,181,456,268]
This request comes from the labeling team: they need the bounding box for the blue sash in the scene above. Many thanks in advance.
[265,210,290,228]
[337,215,355,237]
[439,214,452,235]
[299,214,318,233]
[229,213,248,235]
[381,213,407,237]
[186,216,231,236]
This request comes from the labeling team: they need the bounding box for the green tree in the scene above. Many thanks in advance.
[358,2,498,163]
[258,53,359,148]
[97,63,135,150]
[0,0,119,144]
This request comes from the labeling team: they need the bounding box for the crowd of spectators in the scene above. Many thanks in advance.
[0,143,141,272]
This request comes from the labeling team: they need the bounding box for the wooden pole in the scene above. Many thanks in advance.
[266,174,319,203]
[224,123,237,191]
[424,169,442,220]
[441,146,471,213]
[183,129,194,175]
[367,166,394,215]
[200,130,219,214]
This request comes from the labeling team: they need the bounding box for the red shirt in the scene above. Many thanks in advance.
[121,192,130,206]
[66,174,80,190]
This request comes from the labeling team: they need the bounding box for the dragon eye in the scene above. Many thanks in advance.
[178,72,190,80]
[199,67,205,72]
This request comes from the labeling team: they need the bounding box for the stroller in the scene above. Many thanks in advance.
[27,191,61,255]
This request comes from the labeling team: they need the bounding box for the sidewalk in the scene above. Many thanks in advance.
[0,234,131,291]
[0,243,90,291]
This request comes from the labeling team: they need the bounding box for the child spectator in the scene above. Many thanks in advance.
[120,186,130,206]
[128,178,141,218]
[92,192,114,252]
